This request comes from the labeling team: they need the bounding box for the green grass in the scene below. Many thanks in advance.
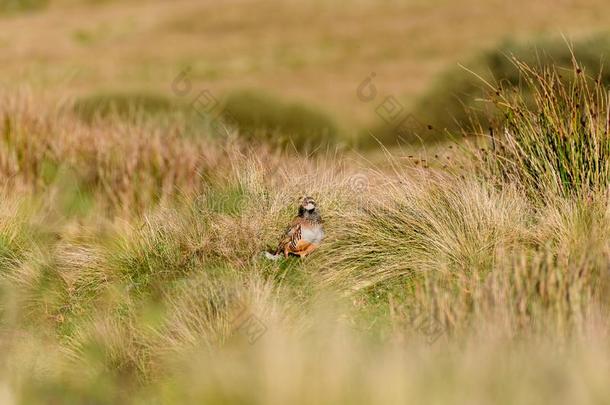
[73,91,177,124]
[367,35,610,144]
[0,0,47,13]
[421,35,610,130]
[72,89,342,152]
[477,57,610,201]
[221,89,341,152]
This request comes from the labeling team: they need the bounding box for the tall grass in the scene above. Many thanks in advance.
[0,58,609,403]
[1,92,228,214]
[369,36,610,144]
[478,57,610,200]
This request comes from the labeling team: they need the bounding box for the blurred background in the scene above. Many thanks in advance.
[4,0,610,149]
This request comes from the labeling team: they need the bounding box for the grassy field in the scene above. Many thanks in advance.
[4,0,610,131]
[1,1,610,404]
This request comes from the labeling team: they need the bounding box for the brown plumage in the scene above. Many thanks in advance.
[265,196,324,260]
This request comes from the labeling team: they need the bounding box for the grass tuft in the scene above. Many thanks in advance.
[477,56,610,200]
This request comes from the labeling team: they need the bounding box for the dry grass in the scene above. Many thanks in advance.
[1,2,610,402]
[0,62,609,402]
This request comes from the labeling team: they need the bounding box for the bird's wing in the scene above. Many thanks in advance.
[276,217,304,252]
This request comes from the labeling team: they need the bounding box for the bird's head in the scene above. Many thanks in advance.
[298,196,317,215]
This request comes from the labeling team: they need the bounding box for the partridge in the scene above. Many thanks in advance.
[265,196,324,260]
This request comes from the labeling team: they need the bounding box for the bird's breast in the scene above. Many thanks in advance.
[301,224,324,244]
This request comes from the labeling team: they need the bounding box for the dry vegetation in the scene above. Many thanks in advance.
[4,0,610,129]
[0,60,609,404]
[1,0,610,404]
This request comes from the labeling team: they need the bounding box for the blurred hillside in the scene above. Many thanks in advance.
[3,0,610,138]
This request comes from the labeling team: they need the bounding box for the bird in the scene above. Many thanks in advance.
[264,196,324,260]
